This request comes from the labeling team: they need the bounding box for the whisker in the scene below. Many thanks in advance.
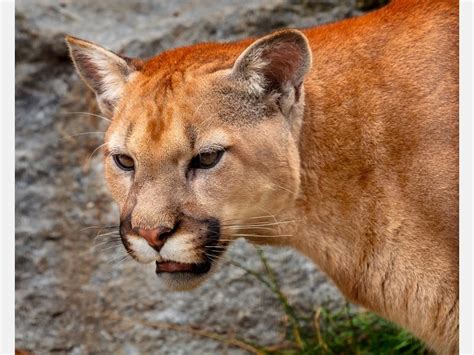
[221,226,276,232]
[98,244,127,253]
[218,234,292,241]
[108,251,132,265]
[93,238,122,245]
[93,233,121,242]
[202,245,228,250]
[110,102,121,114]
[67,131,106,138]
[91,240,123,249]
[257,206,280,229]
[205,255,222,263]
[79,239,123,258]
[93,237,122,244]
[92,234,122,241]
[232,234,292,238]
[62,111,112,123]
[80,225,119,232]
[92,237,122,245]
[95,231,121,238]
[268,182,298,196]
[203,252,227,263]
[222,215,275,222]
[92,233,121,241]
[192,245,228,260]
[192,100,205,119]
[220,220,295,228]
[112,255,130,265]
[87,142,108,163]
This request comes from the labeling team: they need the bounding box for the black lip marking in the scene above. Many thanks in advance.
[119,213,133,253]
[192,261,212,274]
[154,218,223,276]
[203,218,224,264]
[120,214,225,274]
[155,260,211,275]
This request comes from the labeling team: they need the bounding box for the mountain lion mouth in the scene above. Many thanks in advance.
[155,260,211,275]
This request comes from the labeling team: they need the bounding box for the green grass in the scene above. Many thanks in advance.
[230,248,429,355]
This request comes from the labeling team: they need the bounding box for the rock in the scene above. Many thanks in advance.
[15,0,387,353]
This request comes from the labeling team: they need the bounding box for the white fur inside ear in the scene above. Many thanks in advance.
[238,48,269,95]
[66,37,137,115]
[80,47,127,105]
[97,52,120,94]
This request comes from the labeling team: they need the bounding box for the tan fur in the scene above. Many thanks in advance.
[66,0,458,353]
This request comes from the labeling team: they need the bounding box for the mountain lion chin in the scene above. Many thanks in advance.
[155,260,216,291]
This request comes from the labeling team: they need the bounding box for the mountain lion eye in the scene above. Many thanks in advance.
[191,150,224,170]
[113,154,135,171]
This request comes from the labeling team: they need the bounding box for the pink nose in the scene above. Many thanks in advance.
[137,226,172,250]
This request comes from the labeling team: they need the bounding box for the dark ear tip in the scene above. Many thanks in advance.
[64,35,78,45]
[64,35,96,50]
[268,29,312,66]
[276,30,310,52]
[64,35,84,59]
[269,29,308,42]
[276,28,306,37]
[64,35,72,47]
[257,29,311,55]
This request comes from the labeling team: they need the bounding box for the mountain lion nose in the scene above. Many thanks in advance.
[137,226,173,250]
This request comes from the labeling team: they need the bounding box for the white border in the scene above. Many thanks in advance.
[0,0,15,354]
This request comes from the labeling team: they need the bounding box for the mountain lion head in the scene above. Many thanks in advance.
[66,30,312,290]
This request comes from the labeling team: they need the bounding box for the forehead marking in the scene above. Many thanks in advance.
[185,125,198,150]
[147,115,166,143]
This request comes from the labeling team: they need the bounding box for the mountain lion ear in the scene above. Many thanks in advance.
[65,35,142,116]
[231,29,312,112]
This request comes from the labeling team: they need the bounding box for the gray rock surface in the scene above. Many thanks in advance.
[15,1,386,353]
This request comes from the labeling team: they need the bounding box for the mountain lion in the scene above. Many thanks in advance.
[66,0,458,352]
